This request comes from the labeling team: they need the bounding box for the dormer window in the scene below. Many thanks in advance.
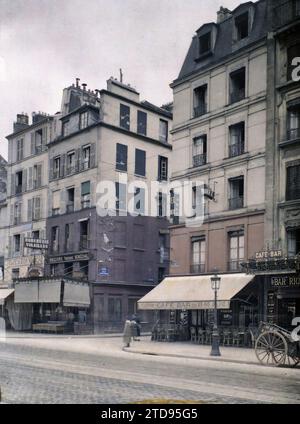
[199,32,211,55]
[235,12,249,41]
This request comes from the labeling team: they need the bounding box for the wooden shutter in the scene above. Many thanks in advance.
[8,236,12,258]
[20,234,24,255]
[60,154,66,177]
[42,126,48,150]
[10,173,15,196]
[34,197,41,220]
[49,158,54,181]
[90,143,95,168]
[37,164,42,187]
[28,167,33,190]
[31,132,35,155]
[27,199,33,221]
[10,204,14,225]
[75,148,81,172]
[22,169,27,192]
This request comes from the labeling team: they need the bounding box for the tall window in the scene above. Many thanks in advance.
[235,12,249,41]
[193,85,207,118]
[229,176,244,210]
[16,139,24,161]
[51,226,59,253]
[228,231,244,271]
[14,203,22,225]
[159,119,168,142]
[15,171,23,194]
[134,187,145,215]
[193,135,207,167]
[191,238,206,274]
[67,187,75,213]
[116,143,128,172]
[115,182,127,211]
[286,164,300,201]
[199,32,211,55]
[229,122,245,157]
[66,151,76,175]
[287,105,300,140]
[79,220,89,250]
[120,104,130,130]
[62,121,70,137]
[135,149,146,177]
[79,111,89,130]
[287,229,300,257]
[81,181,91,209]
[33,164,42,189]
[32,197,41,220]
[158,156,168,181]
[14,234,21,254]
[158,192,167,217]
[229,68,246,104]
[65,223,73,252]
[137,111,147,136]
[53,157,61,179]
[52,190,60,216]
[82,145,91,170]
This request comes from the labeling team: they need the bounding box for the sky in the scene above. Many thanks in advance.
[0,0,241,159]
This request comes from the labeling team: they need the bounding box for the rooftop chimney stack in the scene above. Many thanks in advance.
[76,78,80,88]
[217,6,232,23]
[82,83,87,91]
[13,113,29,133]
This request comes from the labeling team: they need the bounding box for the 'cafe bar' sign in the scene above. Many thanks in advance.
[255,250,283,260]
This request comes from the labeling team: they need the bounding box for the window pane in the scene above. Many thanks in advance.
[120,104,130,130]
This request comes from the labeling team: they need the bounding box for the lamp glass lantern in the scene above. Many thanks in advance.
[211,274,221,291]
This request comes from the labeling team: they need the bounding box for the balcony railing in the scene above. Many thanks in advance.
[193,103,207,118]
[273,0,300,29]
[286,188,300,201]
[190,263,205,274]
[79,236,89,250]
[229,196,244,210]
[230,89,245,104]
[229,143,244,157]
[228,260,244,272]
[66,166,76,176]
[287,127,300,141]
[66,203,75,213]
[193,153,207,167]
[52,208,60,216]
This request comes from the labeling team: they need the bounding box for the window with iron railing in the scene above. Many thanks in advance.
[286,164,300,200]
[79,220,89,250]
[228,231,244,272]
[193,85,207,118]
[287,106,300,141]
[193,135,207,167]
[191,238,206,274]
[229,68,246,104]
[66,151,76,175]
[229,122,245,157]
[228,176,244,210]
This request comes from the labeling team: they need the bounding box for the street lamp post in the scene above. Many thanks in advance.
[210,272,221,356]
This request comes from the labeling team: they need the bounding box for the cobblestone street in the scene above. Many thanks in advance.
[0,336,299,404]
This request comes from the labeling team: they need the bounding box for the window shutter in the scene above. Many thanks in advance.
[90,143,95,168]
[31,133,35,155]
[28,167,33,190]
[60,190,66,214]
[20,234,24,255]
[42,126,47,150]
[22,169,27,192]
[75,148,81,172]
[34,197,41,220]
[10,205,14,225]
[60,154,66,177]
[11,173,15,196]
[37,164,42,187]
[27,199,33,221]
[49,158,54,181]
[8,236,12,258]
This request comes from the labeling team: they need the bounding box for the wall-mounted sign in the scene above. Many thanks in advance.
[25,238,49,250]
[99,266,109,276]
[48,253,90,264]
[255,250,283,260]
[271,275,300,288]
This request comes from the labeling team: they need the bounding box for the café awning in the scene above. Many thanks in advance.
[14,280,61,303]
[0,288,15,305]
[63,282,90,307]
[138,274,255,310]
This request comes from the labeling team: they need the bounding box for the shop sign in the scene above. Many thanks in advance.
[25,238,49,250]
[48,253,90,264]
[255,250,283,260]
[138,300,231,310]
[271,275,300,287]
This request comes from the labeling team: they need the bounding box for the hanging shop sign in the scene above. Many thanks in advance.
[271,275,300,288]
[24,238,49,250]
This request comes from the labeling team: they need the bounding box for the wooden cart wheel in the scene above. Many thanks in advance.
[255,331,287,366]
[286,344,300,367]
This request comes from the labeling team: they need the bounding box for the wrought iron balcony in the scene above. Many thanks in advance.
[81,199,91,209]
[193,153,207,167]
[229,196,244,210]
[228,260,244,272]
[273,0,300,29]
[193,103,207,118]
[79,236,89,250]
[229,143,244,157]
[190,263,205,274]
[287,127,300,141]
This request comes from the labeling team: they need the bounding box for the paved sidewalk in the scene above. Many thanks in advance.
[125,337,258,365]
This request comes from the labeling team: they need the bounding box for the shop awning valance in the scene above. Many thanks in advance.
[138,274,255,310]
[0,289,15,305]
[14,280,61,303]
[63,282,90,307]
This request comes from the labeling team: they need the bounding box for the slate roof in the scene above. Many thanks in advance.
[174,0,267,84]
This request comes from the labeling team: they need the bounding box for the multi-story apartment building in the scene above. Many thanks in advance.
[139,1,269,331]
[3,78,172,332]
[0,155,8,283]
[5,113,52,282]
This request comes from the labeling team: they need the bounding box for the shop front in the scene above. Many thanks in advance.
[138,273,260,346]
[5,277,91,333]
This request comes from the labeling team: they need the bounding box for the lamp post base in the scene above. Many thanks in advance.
[210,330,221,356]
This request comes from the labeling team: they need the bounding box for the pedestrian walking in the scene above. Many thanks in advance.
[123,320,132,348]
[131,313,141,340]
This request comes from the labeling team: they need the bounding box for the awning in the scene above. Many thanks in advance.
[0,289,15,306]
[138,274,255,310]
[63,282,90,307]
[14,280,61,303]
